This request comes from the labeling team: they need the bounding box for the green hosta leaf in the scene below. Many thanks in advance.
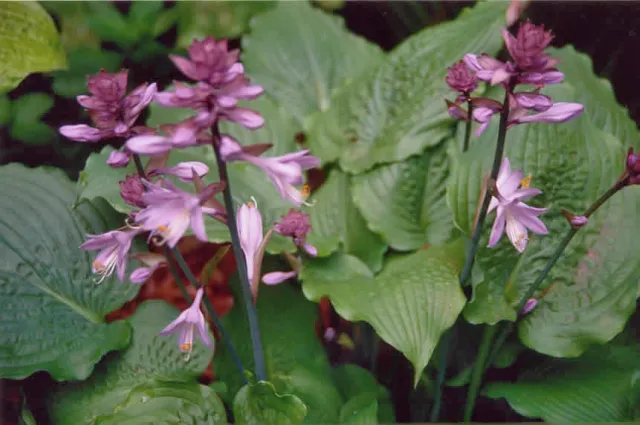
[0,164,137,380]
[485,345,640,422]
[301,240,467,385]
[332,364,394,423]
[233,381,307,425]
[85,2,137,49]
[176,1,274,45]
[339,394,378,424]
[447,83,640,356]
[307,1,506,173]
[48,301,215,425]
[306,169,387,272]
[351,142,453,251]
[551,46,639,143]
[94,381,227,425]
[214,280,343,423]
[242,1,384,126]
[0,2,66,93]
[9,93,55,145]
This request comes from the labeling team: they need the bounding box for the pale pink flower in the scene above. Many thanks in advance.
[159,287,212,353]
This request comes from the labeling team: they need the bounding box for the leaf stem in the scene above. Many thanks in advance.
[133,153,146,177]
[485,175,629,367]
[459,89,511,285]
[463,325,497,422]
[210,124,267,381]
[429,329,452,422]
[462,100,474,153]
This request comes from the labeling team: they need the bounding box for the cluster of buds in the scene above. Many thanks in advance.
[62,36,320,354]
[445,20,584,137]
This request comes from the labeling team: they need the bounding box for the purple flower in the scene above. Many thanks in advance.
[150,161,209,182]
[119,174,146,208]
[80,229,140,282]
[274,209,317,256]
[570,215,588,228]
[126,118,209,155]
[509,102,584,125]
[237,201,271,298]
[521,298,538,315]
[107,150,131,167]
[502,20,555,72]
[60,70,157,142]
[220,135,319,206]
[159,287,212,353]
[135,180,223,247]
[170,37,241,85]
[446,60,478,94]
[464,54,515,86]
[129,253,167,284]
[488,157,548,253]
[626,147,640,185]
[262,270,299,285]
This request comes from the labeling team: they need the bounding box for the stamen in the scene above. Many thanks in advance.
[247,201,255,208]
[301,184,311,197]
[520,174,532,189]
[179,342,192,352]
[93,260,105,273]
[157,225,169,233]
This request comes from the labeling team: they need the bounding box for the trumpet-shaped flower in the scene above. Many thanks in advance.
[80,229,140,282]
[237,201,270,296]
[159,287,212,353]
[135,180,223,247]
[220,135,319,206]
[488,158,548,252]
[150,161,209,182]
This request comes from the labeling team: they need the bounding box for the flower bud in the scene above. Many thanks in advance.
[446,60,478,94]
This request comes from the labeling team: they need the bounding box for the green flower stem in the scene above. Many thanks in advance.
[459,89,511,285]
[485,175,630,368]
[210,125,267,381]
[165,246,247,384]
[133,154,146,177]
[462,100,474,153]
[463,324,497,422]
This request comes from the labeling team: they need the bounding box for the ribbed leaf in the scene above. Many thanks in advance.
[447,83,640,357]
[307,2,506,173]
[485,345,640,422]
[301,240,467,385]
[351,143,453,251]
[0,2,66,92]
[0,164,137,380]
[48,301,215,425]
[242,1,384,126]
[233,381,307,425]
[306,169,387,272]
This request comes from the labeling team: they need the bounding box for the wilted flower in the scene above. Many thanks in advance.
[135,180,224,247]
[274,209,317,256]
[488,157,548,252]
[119,174,145,208]
[130,253,167,284]
[60,70,157,143]
[80,229,140,282]
[220,135,319,206]
[446,60,478,94]
[159,286,212,353]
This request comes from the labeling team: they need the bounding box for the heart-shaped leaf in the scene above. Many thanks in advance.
[351,142,454,251]
[0,164,138,380]
[301,240,467,385]
[485,345,640,422]
[242,1,384,126]
[48,300,215,425]
[233,381,307,425]
[306,169,387,272]
[307,1,507,173]
[0,2,67,92]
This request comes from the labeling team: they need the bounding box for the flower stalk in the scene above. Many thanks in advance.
[210,124,267,381]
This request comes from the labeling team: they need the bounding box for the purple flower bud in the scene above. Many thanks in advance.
[107,150,131,168]
[171,37,240,86]
[151,161,209,182]
[626,147,640,185]
[274,209,313,249]
[570,216,588,228]
[262,270,299,285]
[59,124,105,142]
[522,298,538,315]
[502,21,554,71]
[129,253,167,284]
[514,92,552,111]
[511,102,584,124]
[446,60,478,93]
[464,54,514,86]
[119,175,146,208]
[446,99,468,121]
[87,69,128,102]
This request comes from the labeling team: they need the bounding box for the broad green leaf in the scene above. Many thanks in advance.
[0,164,137,380]
[214,280,343,423]
[551,46,639,143]
[339,394,378,424]
[447,82,640,356]
[85,2,137,49]
[485,345,640,422]
[307,1,506,173]
[41,2,101,50]
[233,381,307,425]
[48,301,215,425]
[306,169,387,272]
[332,364,394,423]
[301,240,467,385]
[0,2,66,92]
[176,1,274,46]
[351,142,453,251]
[94,381,227,425]
[242,1,384,126]
[9,93,55,145]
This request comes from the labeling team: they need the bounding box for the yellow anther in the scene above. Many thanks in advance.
[179,343,192,352]
[247,201,255,208]
[520,174,532,189]
[301,184,311,197]
[157,225,168,233]
[514,232,529,245]
[92,260,105,273]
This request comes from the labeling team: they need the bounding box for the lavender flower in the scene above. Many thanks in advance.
[80,229,140,282]
[107,150,131,167]
[237,201,271,297]
[150,161,209,182]
[126,118,208,155]
[502,20,555,72]
[521,298,538,315]
[509,101,584,125]
[159,286,212,353]
[262,270,299,285]
[220,135,319,206]
[488,158,548,252]
[130,253,167,284]
[570,215,588,228]
[446,60,478,94]
[60,70,157,143]
[135,180,224,247]
[274,209,317,256]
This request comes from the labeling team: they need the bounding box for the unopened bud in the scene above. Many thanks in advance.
[522,298,538,315]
